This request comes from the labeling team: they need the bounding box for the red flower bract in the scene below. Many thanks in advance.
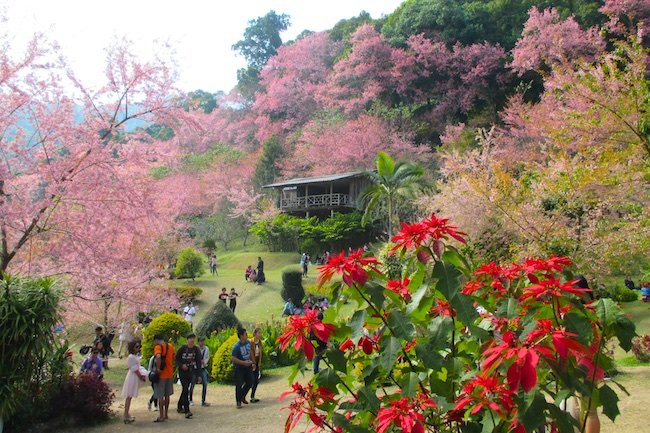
[386,277,412,301]
[520,277,590,302]
[278,309,336,361]
[376,393,436,433]
[318,248,381,286]
[391,213,466,254]
[280,382,336,433]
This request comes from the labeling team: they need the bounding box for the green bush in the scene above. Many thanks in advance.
[175,247,205,280]
[211,334,239,383]
[203,329,237,380]
[195,302,241,337]
[609,286,639,302]
[281,267,305,303]
[0,275,63,421]
[141,312,192,363]
[175,285,203,303]
[257,320,301,368]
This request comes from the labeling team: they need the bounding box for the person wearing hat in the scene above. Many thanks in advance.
[175,333,202,418]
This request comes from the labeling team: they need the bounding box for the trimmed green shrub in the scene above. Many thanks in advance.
[609,286,639,302]
[281,266,305,303]
[175,247,205,280]
[203,329,237,380]
[141,312,191,363]
[175,285,203,302]
[195,302,241,337]
[211,334,239,383]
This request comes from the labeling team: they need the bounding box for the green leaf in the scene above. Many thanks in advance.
[614,314,636,352]
[357,385,381,412]
[376,151,395,177]
[441,246,472,276]
[433,260,461,302]
[506,297,521,319]
[387,309,415,340]
[349,309,367,341]
[518,391,546,432]
[325,347,347,373]
[365,282,386,308]
[380,336,401,372]
[450,294,479,326]
[314,368,341,390]
[547,402,579,433]
[406,284,429,314]
[595,299,637,351]
[400,372,420,397]
[564,312,594,344]
[427,316,454,347]
[481,412,497,433]
[415,343,444,370]
[599,384,620,422]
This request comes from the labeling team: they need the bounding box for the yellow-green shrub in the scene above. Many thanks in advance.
[141,312,191,363]
[175,285,203,302]
[211,334,239,383]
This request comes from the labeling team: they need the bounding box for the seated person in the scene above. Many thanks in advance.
[245,265,253,281]
[624,277,636,290]
[249,269,257,283]
[319,297,330,309]
[282,298,296,316]
[303,295,316,310]
[80,349,104,376]
[641,282,650,300]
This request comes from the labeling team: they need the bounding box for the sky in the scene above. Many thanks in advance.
[4,0,404,93]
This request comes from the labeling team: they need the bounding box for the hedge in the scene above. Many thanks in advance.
[211,333,239,383]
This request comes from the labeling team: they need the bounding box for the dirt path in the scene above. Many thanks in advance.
[65,368,304,433]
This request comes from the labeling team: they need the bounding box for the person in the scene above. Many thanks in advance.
[320,297,330,309]
[624,276,636,291]
[231,327,255,408]
[245,265,253,281]
[641,281,650,302]
[249,269,257,283]
[190,336,211,407]
[324,251,330,264]
[79,349,104,377]
[311,312,327,374]
[152,333,175,423]
[250,328,263,403]
[303,294,316,310]
[147,354,158,412]
[210,254,218,276]
[93,326,112,369]
[282,298,296,316]
[121,340,146,424]
[575,275,595,302]
[229,288,240,313]
[183,301,197,328]
[219,287,229,304]
[256,257,265,284]
[175,333,202,419]
[300,253,309,277]
[117,321,135,359]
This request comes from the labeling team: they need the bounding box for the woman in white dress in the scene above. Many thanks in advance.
[117,321,135,359]
[121,340,146,423]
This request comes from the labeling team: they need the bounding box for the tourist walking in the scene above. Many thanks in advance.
[250,328,263,403]
[93,326,112,369]
[183,301,197,328]
[176,333,202,419]
[121,340,146,424]
[147,354,158,412]
[210,254,218,275]
[231,327,254,408]
[152,334,175,423]
[229,288,240,313]
[190,336,211,407]
[256,257,265,284]
[117,321,135,359]
[301,253,309,277]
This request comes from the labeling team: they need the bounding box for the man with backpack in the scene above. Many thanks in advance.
[152,334,175,423]
[176,333,202,419]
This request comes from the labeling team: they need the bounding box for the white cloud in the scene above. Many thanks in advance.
[4,0,403,92]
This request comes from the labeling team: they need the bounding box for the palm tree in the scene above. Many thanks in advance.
[358,152,426,236]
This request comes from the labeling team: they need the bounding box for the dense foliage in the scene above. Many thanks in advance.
[281,267,306,303]
[277,213,635,433]
[175,285,204,302]
[175,247,206,280]
[211,333,239,383]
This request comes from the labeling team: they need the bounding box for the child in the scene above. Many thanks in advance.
[245,265,253,281]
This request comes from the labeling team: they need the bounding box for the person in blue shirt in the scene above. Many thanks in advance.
[80,349,104,377]
[231,327,255,408]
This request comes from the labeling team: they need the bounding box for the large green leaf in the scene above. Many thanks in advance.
[349,309,367,341]
[450,294,479,327]
[599,384,620,422]
[564,312,594,345]
[387,309,415,340]
[380,336,401,372]
[357,385,381,412]
[547,402,579,433]
[518,391,546,432]
[433,260,462,302]
[314,368,341,390]
[400,372,420,397]
[364,282,386,309]
[428,316,454,348]
[326,347,348,373]
[376,151,395,177]
[595,299,636,351]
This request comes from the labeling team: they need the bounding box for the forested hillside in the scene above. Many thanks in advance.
[166,0,648,283]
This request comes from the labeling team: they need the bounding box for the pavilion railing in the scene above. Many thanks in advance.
[280,193,354,210]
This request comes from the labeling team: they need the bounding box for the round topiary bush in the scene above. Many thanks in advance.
[195,302,241,337]
[141,312,191,363]
[175,247,205,280]
[211,333,239,383]
[281,266,305,303]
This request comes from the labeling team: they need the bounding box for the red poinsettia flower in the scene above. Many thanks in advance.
[318,249,381,286]
[376,393,436,433]
[387,277,412,301]
[278,309,336,361]
[454,373,515,417]
[391,213,466,254]
[280,382,336,432]
[520,277,590,302]
[339,338,355,351]
[521,256,572,275]
[506,347,539,392]
[430,299,456,317]
[461,279,483,296]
